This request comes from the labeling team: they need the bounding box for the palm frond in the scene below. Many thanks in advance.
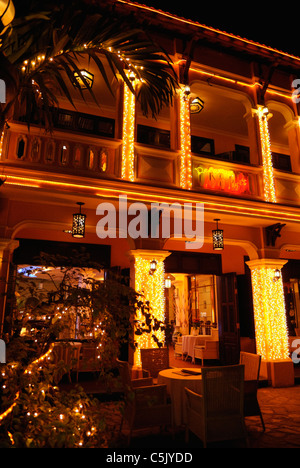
[0,0,179,129]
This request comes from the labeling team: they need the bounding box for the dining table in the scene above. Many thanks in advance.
[182,334,206,362]
[157,367,202,427]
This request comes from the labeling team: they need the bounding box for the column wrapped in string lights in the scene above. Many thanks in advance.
[246,259,289,361]
[0,131,4,159]
[128,250,170,367]
[179,86,192,190]
[121,76,136,182]
[255,105,276,203]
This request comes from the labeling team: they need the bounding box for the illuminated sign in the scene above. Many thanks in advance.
[194,165,250,194]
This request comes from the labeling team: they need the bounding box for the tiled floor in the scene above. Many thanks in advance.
[61,347,300,448]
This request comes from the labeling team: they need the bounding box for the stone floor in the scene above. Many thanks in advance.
[99,383,300,449]
[62,349,300,449]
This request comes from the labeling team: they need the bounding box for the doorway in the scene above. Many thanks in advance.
[164,251,241,364]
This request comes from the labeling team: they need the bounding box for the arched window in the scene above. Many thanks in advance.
[31,138,41,162]
[100,150,108,172]
[45,140,55,163]
[87,148,95,169]
[74,147,82,167]
[16,135,27,159]
[59,143,69,165]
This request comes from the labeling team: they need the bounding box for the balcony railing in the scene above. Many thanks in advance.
[1,119,300,207]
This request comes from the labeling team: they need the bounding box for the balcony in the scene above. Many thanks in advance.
[1,114,300,209]
[1,117,122,181]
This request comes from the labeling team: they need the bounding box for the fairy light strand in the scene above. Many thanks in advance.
[179,87,192,190]
[250,267,289,360]
[134,256,165,367]
[256,106,276,203]
[121,78,136,182]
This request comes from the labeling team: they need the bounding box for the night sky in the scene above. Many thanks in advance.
[132,1,300,58]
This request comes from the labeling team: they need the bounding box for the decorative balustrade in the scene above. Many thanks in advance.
[1,121,122,180]
[1,120,300,207]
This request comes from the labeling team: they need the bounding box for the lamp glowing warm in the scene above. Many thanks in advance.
[212,219,224,250]
[73,70,94,89]
[72,202,86,238]
[190,97,204,114]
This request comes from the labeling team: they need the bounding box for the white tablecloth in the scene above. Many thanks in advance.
[182,335,205,362]
[158,368,202,426]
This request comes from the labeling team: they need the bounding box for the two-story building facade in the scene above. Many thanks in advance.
[1,0,300,385]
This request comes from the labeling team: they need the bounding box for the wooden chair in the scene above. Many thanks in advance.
[116,359,172,444]
[185,364,248,447]
[239,351,265,431]
[194,341,219,366]
[140,347,170,378]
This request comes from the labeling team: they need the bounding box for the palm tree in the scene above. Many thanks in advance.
[0,0,178,135]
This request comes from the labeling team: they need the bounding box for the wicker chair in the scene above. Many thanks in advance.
[52,341,81,383]
[140,347,170,379]
[117,359,172,444]
[185,365,248,447]
[116,358,153,389]
[239,351,265,431]
[76,342,101,381]
[194,341,219,366]
[174,336,183,359]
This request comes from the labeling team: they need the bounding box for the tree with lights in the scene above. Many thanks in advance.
[0,0,178,136]
[0,250,166,447]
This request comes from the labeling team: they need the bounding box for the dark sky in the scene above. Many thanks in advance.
[132,1,300,58]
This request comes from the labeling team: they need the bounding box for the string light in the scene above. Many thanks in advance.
[179,87,192,190]
[247,261,289,361]
[256,105,276,203]
[0,130,4,159]
[121,75,136,182]
[133,255,166,367]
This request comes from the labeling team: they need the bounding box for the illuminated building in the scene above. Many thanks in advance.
[1,0,300,386]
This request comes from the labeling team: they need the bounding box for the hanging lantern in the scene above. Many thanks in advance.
[149,259,157,275]
[72,202,86,238]
[73,70,94,89]
[212,218,224,250]
[190,97,204,114]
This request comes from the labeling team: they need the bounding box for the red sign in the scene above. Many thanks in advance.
[194,165,250,194]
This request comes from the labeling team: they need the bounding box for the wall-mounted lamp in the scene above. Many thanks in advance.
[164,274,174,288]
[273,269,281,282]
[212,218,224,250]
[73,70,94,89]
[190,97,204,114]
[149,259,157,275]
[72,202,86,238]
